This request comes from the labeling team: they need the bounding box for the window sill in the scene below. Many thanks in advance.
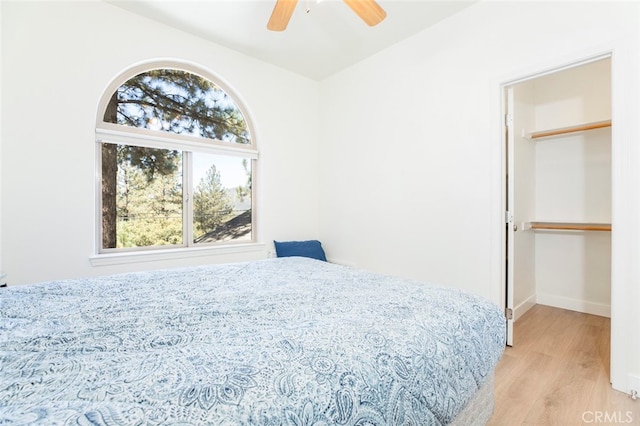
[90,243,266,267]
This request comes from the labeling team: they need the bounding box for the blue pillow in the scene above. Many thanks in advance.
[273,240,327,261]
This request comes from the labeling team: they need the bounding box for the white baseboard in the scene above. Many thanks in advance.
[536,293,611,318]
[327,258,356,267]
[514,294,536,322]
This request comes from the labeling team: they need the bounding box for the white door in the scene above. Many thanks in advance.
[505,86,515,346]
[505,83,537,346]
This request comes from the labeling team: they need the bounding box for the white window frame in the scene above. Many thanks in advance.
[91,61,261,266]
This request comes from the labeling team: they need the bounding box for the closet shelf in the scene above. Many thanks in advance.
[528,119,611,140]
[529,222,611,231]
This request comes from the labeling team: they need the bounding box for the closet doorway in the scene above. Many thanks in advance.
[503,56,612,347]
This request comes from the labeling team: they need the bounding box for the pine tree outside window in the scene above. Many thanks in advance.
[96,64,257,254]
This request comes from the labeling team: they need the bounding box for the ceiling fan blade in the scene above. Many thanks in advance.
[267,0,298,31]
[343,0,387,26]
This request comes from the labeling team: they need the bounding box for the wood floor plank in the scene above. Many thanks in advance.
[522,365,595,425]
[491,350,564,425]
[487,305,639,426]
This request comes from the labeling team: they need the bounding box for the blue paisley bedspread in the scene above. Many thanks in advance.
[0,257,505,425]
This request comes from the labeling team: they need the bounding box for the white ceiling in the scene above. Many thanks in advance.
[107,0,477,80]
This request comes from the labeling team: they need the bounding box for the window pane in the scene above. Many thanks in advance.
[192,153,252,244]
[102,144,183,249]
[103,69,251,145]
[98,65,257,255]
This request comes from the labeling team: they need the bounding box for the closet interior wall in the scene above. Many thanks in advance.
[514,58,612,319]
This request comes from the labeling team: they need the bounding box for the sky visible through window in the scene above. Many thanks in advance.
[192,154,248,189]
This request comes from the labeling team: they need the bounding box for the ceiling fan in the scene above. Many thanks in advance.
[267,0,387,31]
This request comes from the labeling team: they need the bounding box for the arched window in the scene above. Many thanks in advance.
[96,64,256,254]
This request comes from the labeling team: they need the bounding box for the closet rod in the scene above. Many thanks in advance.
[529,222,611,231]
[529,120,611,140]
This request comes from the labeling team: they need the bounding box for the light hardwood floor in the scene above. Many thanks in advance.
[487,304,639,426]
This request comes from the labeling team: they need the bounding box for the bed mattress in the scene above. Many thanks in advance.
[0,257,505,425]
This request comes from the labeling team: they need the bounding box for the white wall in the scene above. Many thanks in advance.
[318,1,639,394]
[1,1,320,284]
[532,60,612,316]
[534,127,612,314]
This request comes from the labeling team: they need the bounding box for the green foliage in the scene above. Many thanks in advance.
[106,69,250,144]
[115,151,183,248]
[115,156,243,247]
[121,146,180,182]
[193,164,234,239]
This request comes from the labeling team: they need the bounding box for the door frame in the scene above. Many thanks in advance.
[499,53,613,347]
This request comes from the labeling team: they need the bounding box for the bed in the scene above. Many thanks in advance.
[0,257,505,425]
